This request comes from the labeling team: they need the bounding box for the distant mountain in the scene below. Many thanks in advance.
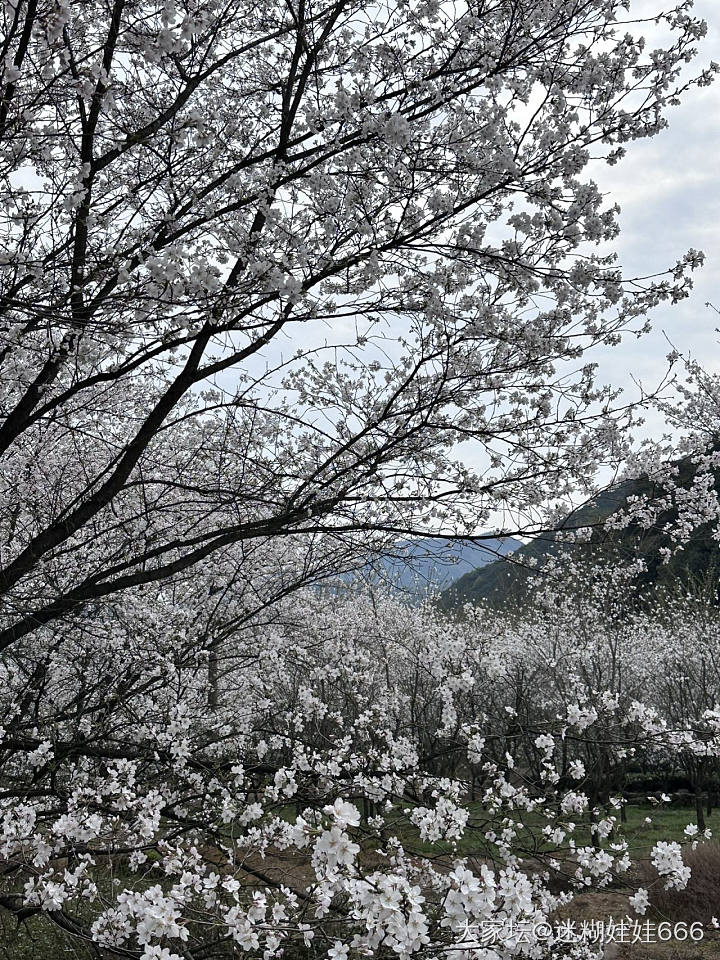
[345,536,521,598]
[439,458,720,609]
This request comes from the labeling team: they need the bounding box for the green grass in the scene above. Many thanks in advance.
[0,912,94,960]
[380,800,711,861]
[618,803,707,852]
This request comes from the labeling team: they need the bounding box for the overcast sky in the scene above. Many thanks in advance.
[588,0,720,437]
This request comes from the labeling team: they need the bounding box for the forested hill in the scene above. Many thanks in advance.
[347,535,521,596]
[440,457,720,609]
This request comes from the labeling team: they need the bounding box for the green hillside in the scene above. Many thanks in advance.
[440,457,720,609]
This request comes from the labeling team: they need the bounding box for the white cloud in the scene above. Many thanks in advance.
[585,0,720,421]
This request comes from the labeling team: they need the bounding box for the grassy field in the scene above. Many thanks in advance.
[0,911,93,960]
[386,798,709,861]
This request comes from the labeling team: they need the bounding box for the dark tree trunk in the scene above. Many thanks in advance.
[695,784,706,833]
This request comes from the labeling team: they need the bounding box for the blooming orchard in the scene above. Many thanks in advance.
[2,579,720,957]
[1,0,719,954]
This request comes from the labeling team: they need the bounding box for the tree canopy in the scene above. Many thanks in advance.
[1,0,714,644]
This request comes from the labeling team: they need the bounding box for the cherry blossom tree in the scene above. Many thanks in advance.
[0,0,715,645]
[1,0,719,956]
[4,578,718,959]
